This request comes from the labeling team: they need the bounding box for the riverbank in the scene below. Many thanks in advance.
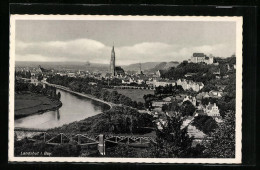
[15,91,62,119]
[44,82,151,114]
[44,82,113,109]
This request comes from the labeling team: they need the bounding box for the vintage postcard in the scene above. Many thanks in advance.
[9,15,242,163]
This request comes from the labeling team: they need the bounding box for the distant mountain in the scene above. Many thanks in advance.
[122,62,161,72]
[16,61,179,73]
[16,61,109,72]
[146,61,180,73]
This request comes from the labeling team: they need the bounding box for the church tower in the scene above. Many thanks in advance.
[110,45,116,76]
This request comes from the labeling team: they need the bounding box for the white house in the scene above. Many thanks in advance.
[204,102,221,117]
[176,79,204,92]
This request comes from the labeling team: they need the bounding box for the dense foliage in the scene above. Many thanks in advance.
[50,106,154,134]
[15,81,61,101]
[154,84,184,96]
[202,111,235,158]
[192,115,218,135]
[15,70,31,79]
[162,56,236,85]
[162,100,195,117]
[150,114,204,158]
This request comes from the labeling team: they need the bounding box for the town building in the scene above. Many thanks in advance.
[152,100,171,108]
[176,79,204,92]
[209,90,223,98]
[30,77,39,86]
[203,102,221,117]
[196,90,223,100]
[184,73,197,77]
[153,79,176,87]
[188,53,214,64]
[163,96,176,102]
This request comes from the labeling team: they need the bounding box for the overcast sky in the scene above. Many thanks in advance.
[15,20,236,65]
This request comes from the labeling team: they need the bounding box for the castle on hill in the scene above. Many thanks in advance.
[188,53,214,64]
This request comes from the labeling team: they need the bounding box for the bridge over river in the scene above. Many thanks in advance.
[14,127,156,155]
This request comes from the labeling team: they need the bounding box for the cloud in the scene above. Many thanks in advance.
[15,38,235,65]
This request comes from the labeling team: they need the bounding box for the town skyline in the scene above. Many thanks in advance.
[15,20,236,65]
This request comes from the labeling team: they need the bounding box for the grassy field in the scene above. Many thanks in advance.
[106,89,154,103]
[15,92,62,119]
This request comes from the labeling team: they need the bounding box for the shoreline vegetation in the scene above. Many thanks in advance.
[15,92,62,120]
[15,80,63,120]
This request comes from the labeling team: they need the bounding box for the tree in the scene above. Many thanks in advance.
[201,84,218,92]
[201,97,217,105]
[57,92,61,100]
[151,114,194,157]
[137,102,144,110]
[100,89,110,101]
[162,104,168,112]
[109,91,119,104]
[202,111,235,158]
[41,88,47,95]
[192,115,218,135]
[168,101,181,112]
[180,101,196,117]
[37,74,43,81]
[131,101,138,108]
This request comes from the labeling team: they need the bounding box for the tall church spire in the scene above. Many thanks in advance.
[110,44,116,76]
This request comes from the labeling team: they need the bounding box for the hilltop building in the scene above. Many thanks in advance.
[188,53,214,64]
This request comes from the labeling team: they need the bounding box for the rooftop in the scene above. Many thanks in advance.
[193,53,205,58]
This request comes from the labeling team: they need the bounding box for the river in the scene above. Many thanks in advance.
[15,89,110,130]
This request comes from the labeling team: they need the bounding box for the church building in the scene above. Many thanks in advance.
[110,45,125,77]
[110,46,116,76]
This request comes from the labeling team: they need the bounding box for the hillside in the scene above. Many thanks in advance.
[122,61,179,73]
[122,62,161,72]
[147,61,179,73]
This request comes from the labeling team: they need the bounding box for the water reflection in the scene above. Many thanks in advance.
[56,109,60,120]
[15,89,110,130]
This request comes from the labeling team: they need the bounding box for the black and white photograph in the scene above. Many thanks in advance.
[9,15,242,163]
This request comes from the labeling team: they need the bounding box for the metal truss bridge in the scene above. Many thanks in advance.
[14,127,156,155]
